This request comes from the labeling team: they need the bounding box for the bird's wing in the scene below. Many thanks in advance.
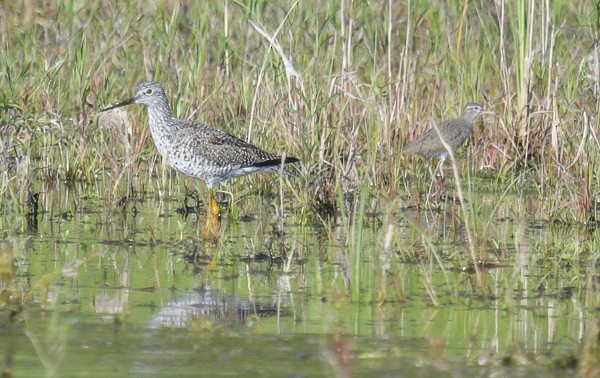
[174,122,280,167]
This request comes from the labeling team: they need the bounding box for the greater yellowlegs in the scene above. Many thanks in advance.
[101,81,299,239]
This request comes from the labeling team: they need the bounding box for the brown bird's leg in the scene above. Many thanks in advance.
[203,189,221,240]
[426,165,436,206]
[434,158,446,202]
[428,158,446,204]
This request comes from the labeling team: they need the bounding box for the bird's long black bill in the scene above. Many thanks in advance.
[100,97,135,112]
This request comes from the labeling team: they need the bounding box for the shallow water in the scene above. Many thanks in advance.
[0,179,595,376]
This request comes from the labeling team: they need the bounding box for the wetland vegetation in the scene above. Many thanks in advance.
[2,0,600,376]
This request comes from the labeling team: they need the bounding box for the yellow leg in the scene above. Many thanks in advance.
[209,189,220,218]
[203,188,221,240]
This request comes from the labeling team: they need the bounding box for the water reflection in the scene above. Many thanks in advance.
[2,184,599,376]
[149,285,279,328]
[91,249,288,327]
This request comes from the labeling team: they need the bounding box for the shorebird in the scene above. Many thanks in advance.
[402,102,484,175]
[101,80,299,240]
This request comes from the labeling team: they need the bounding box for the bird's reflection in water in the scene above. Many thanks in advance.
[150,285,281,328]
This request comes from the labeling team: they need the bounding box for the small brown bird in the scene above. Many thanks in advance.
[402,103,484,164]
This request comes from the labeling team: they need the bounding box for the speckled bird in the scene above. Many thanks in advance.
[402,102,484,163]
[101,80,299,239]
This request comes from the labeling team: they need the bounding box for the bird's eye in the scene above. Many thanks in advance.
[145,89,153,95]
